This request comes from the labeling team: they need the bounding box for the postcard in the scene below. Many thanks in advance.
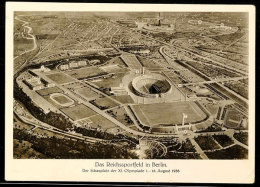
[5,2,255,183]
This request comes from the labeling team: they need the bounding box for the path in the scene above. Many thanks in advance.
[14,15,37,60]
[189,137,209,159]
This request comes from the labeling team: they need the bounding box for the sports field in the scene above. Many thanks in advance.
[46,72,76,84]
[43,95,65,109]
[100,64,123,73]
[89,114,118,131]
[51,94,74,106]
[36,86,63,96]
[60,104,96,121]
[65,67,107,79]
[131,101,207,126]
[76,87,102,100]
[92,72,126,88]
[94,97,119,109]
[225,109,242,128]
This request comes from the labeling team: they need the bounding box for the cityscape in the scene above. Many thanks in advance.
[13,11,249,159]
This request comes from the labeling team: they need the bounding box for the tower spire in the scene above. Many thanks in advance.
[158,12,161,26]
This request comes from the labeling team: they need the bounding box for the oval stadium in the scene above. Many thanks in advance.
[132,74,172,98]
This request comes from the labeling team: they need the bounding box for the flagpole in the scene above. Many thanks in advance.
[182,113,187,126]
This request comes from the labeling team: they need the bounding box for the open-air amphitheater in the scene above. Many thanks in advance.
[115,54,217,135]
[132,74,172,98]
[121,71,213,134]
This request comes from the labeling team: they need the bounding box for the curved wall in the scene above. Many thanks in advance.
[132,74,172,98]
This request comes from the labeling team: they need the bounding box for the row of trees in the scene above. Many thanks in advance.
[74,127,139,145]
[14,79,73,131]
[234,132,248,146]
[196,124,223,133]
[205,145,248,159]
[14,128,138,159]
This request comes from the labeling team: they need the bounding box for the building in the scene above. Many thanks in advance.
[78,61,87,66]
[176,124,191,132]
[28,69,38,77]
[89,59,100,65]
[187,93,197,100]
[110,87,128,96]
[40,65,51,72]
[24,77,44,91]
[41,78,55,88]
[60,64,69,71]
[29,66,50,73]
[131,49,150,55]
[240,118,248,128]
[69,62,78,68]
[117,20,137,28]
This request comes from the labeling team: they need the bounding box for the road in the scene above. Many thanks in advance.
[159,45,249,109]
[178,76,248,86]
[217,34,247,54]
[14,100,106,143]
[31,70,180,138]
[189,138,209,159]
[108,19,248,76]
[14,16,249,159]
[14,15,37,60]
[14,15,39,75]
[32,23,76,60]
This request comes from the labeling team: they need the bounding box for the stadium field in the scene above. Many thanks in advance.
[52,95,74,105]
[60,104,96,121]
[43,95,64,109]
[132,101,207,126]
[225,109,242,128]
[46,72,76,84]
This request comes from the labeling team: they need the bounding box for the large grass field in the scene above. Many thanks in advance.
[92,72,127,88]
[46,72,76,84]
[51,94,74,105]
[60,104,96,121]
[93,97,119,109]
[100,64,127,73]
[14,38,35,57]
[107,107,134,127]
[76,87,102,100]
[112,95,134,104]
[89,114,118,131]
[43,95,65,109]
[132,101,207,126]
[65,67,106,79]
[225,109,242,128]
[36,86,63,96]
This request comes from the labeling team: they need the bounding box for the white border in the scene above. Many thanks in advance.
[5,2,255,183]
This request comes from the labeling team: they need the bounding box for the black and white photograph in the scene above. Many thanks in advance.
[5,2,255,183]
